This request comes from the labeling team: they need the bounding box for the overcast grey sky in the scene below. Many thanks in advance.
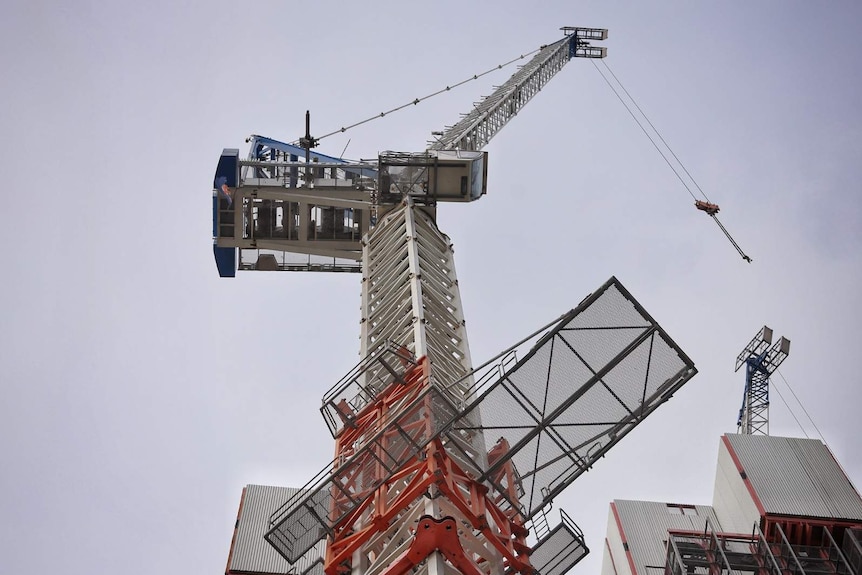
[1,2,861,574]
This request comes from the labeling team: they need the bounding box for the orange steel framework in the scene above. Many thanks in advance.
[324,357,533,575]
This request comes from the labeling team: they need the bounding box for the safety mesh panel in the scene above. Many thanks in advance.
[268,277,695,563]
[266,384,460,562]
[454,277,696,520]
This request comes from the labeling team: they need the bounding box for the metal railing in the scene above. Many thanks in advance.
[843,528,862,575]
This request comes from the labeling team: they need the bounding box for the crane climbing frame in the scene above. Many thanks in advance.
[218,27,700,575]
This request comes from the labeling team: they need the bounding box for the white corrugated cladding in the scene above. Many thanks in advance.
[228,484,302,574]
[604,504,628,575]
[601,535,617,575]
[606,500,723,575]
[725,434,862,521]
[712,436,761,533]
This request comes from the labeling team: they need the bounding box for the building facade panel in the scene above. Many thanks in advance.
[712,436,762,533]
[608,500,722,575]
[725,434,862,520]
[602,433,862,575]
[228,484,309,575]
[601,538,618,575]
[794,436,862,520]
[604,504,631,575]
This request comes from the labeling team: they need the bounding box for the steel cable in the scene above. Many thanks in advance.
[592,58,753,262]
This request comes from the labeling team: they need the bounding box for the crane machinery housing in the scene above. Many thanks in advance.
[218,27,700,575]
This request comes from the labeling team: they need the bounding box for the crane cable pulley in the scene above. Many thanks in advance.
[591,59,753,263]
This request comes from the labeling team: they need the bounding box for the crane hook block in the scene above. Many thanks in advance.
[695,200,720,215]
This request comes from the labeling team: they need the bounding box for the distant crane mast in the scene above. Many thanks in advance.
[216,27,696,575]
[735,326,791,435]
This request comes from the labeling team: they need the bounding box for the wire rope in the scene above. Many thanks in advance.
[590,60,699,202]
[600,61,712,204]
[769,380,810,438]
[775,368,826,442]
[710,214,752,262]
[299,46,544,146]
[591,58,753,262]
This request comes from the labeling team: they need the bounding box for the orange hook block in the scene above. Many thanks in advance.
[695,200,720,215]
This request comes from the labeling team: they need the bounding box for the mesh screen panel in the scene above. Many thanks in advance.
[265,488,331,564]
[504,342,555,419]
[519,432,578,513]
[267,277,696,562]
[456,277,696,520]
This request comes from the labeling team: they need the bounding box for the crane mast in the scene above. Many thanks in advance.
[735,326,791,435]
[219,28,700,575]
[361,201,472,386]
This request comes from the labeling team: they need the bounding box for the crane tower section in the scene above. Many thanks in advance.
[361,200,472,389]
[735,326,791,435]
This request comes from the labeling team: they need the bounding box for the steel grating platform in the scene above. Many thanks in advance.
[446,277,697,520]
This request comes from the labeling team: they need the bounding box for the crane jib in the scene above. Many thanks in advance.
[430,28,607,153]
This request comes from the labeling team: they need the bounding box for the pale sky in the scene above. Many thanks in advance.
[1,2,861,574]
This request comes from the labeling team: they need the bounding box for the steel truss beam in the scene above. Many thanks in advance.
[361,200,475,400]
[429,28,607,152]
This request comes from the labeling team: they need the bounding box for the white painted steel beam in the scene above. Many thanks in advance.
[356,198,498,575]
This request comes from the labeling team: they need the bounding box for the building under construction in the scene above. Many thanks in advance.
[602,327,861,575]
[226,430,862,575]
[602,433,862,575]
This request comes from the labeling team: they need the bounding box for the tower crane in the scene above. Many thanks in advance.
[735,326,791,435]
[217,28,699,575]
